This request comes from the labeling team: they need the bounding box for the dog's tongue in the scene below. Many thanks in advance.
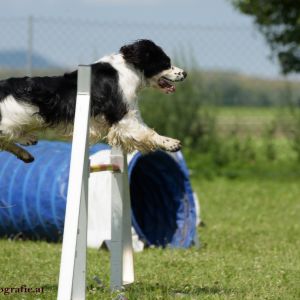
[158,78,176,94]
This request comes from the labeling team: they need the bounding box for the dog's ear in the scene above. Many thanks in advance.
[120,43,150,67]
[120,44,142,66]
[120,45,134,61]
[119,45,130,56]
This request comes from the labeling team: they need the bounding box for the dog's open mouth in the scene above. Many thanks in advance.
[157,77,176,94]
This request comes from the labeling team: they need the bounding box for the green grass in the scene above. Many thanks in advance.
[0,178,299,299]
[184,137,300,180]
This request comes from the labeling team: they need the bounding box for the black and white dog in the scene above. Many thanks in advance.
[0,39,187,162]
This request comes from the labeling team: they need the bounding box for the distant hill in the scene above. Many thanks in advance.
[0,50,58,69]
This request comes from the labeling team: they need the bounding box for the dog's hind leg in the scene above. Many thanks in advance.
[0,140,35,163]
[107,110,181,153]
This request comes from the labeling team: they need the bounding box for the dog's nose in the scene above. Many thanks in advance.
[182,71,187,79]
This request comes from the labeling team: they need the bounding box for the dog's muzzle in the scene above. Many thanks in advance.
[157,67,187,94]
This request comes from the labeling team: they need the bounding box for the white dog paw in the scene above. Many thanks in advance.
[160,137,181,152]
[17,135,38,146]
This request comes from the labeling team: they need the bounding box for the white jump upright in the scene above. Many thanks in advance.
[57,65,91,300]
[110,147,134,290]
[57,65,134,300]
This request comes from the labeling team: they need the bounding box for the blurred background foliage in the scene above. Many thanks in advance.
[232,0,300,74]
[139,68,300,179]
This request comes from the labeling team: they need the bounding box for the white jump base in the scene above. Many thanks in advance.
[57,65,134,300]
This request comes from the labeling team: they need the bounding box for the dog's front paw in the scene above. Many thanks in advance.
[161,137,181,152]
[17,135,38,146]
[20,153,35,163]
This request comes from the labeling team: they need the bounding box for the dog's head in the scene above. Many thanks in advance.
[120,39,187,94]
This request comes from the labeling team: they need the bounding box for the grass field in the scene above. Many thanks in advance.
[0,177,299,299]
[0,106,299,299]
[214,106,296,137]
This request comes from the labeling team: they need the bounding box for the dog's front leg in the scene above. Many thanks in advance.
[0,141,34,163]
[107,111,181,153]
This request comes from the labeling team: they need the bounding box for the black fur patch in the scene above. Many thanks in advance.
[120,39,171,78]
[0,62,128,126]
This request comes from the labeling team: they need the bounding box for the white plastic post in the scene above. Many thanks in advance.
[110,147,134,290]
[57,64,134,299]
[57,65,91,300]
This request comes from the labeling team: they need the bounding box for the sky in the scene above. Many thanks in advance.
[1,0,251,24]
[0,0,294,79]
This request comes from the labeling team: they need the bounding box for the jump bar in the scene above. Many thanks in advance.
[90,164,121,173]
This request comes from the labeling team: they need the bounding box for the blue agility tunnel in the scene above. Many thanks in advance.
[0,141,197,248]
